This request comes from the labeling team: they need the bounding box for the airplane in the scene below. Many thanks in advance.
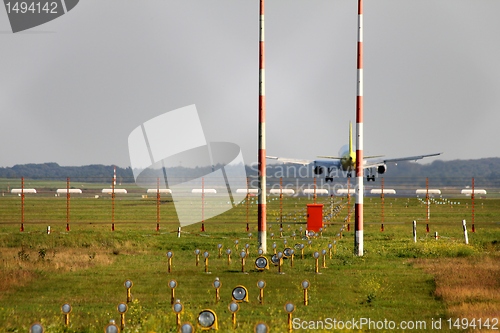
[267,122,442,182]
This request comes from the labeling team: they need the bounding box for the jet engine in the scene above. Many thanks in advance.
[313,166,324,175]
[377,164,387,175]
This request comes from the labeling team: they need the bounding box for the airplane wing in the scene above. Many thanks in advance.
[364,152,442,168]
[266,156,312,166]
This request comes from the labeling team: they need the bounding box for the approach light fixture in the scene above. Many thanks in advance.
[283,247,293,258]
[321,249,328,268]
[234,239,239,250]
[284,302,296,332]
[240,250,248,273]
[313,251,320,274]
[104,319,120,333]
[166,250,174,273]
[61,303,71,326]
[117,302,128,330]
[180,322,194,333]
[257,280,266,304]
[301,279,310,305]
[245,243,250,256]
[217,244,223,258]
[272,242,277,254]
[197,309,218,330]
[328,243,333,259]
[226,248,232,265]
[168,279,178,304]
[124,279,133,303]
[255,256,269,271]
[228,301,240,328]
[258,247,264,255]
[195,249,201,266]
[213,277,222,303]
[231,285,248,303]
[29,323,44,333]
[203,251,210,273]
[254,322,270,333]
[277,251,284,274]
[173,299,184,328]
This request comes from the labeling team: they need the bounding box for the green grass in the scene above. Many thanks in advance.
[0,191,499,332]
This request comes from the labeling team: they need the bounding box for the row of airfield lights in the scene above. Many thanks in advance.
[30,277,308,332]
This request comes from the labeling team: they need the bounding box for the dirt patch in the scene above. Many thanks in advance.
[414,254,500,319]
[0,247,114,294]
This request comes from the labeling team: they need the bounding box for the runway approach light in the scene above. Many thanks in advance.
[234,239,239,250]
[117,303,128,330]
[124,280,133,303]
[61,303,71,326]
[104,319,120,333]
[197,309,218,330]
[301,280,310,306]
[228,301,240,328]
[313,251,320,273]
[179,322,194,333]
[226,248,232,265]
[254,322,270,333]
[255,256,269,271]
[232,285,249,303]
[169,279,178,305]
[173,299,184,328]
[203,251,210,273]
[213,277,222,303]
[195,249,201,266]
[284,302,296,332]
[166,251,174,273]
[284,248,295,267]
[277,251,284,274]
[321,249,328,268]
[30,323,44,333]
[240,250,248,273]
[217,244,223,258]
[295,243,305,259]
[257,280,266,304]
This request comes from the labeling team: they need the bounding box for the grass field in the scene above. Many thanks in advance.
[0,181,499,332]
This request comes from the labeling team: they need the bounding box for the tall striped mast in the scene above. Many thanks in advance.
[354,0,364,256]
[257,0,267,253]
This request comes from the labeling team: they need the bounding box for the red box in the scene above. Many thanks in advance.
[306,204,324,232]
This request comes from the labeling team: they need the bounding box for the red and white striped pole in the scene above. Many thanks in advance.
[354,0,364,256]
[258,0,267,253]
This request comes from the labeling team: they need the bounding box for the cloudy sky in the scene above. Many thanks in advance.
[1,0,499,168]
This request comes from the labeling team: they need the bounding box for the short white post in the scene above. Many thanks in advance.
[462,219,469,245]
[177,227,181,238]
[47,226,51,234]
[412,220,417,243]
[434,231,439,240]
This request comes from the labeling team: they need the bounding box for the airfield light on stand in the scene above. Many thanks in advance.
[270,232,274,240]
[272,242,277,254]
[248,232,253,239]
[245,243,250,256]
[328,243,333,259]
[234,239,239,250]
[280,227,283,238]
[277,251,284,274]
[61,303,71,326]
[308,239,312,248]
[232,285,249,303]
[292,232,296,240]
[197,309,218,330]
[255,322,269,333]
[313,251,320,274]
[117,303,128,330]
[213,277,222,303]
[321,249,327,268]
[226,248,232,265]
[30,323,44,333]
[255,256,269,271]
[124,280,133,303]
[240,250,248,273]
[217,244,223,258]
[173,299,184,328]
[257,280,266,304]
[203,251,210,273]
[168,279,177,305]
[104,319,120,333]
[284,302,295,332]
[258,247,264,255]
[301,280,310,306]
[166,251,174,273]
[180,322,194,333]
[228,301,240,329]
[195,249,201,266]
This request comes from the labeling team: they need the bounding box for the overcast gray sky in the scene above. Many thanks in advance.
[1,0,499,168]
